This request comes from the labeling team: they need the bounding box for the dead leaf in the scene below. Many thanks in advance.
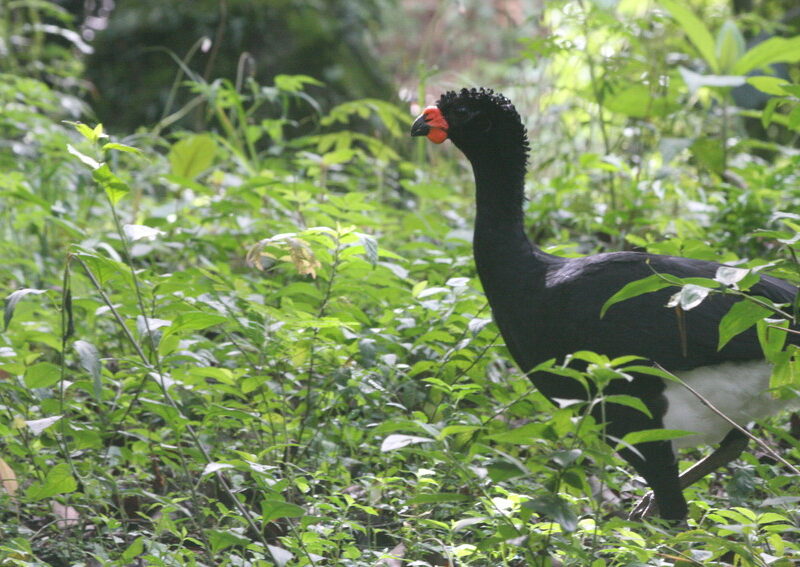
[0,457,18,495]
[51,501,80,528]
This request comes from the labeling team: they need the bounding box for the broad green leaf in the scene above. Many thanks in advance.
[121,538,145,562]
[718,299,772,350]
[25,362,61,388]
[734,36,800,75]
[168,134,217,179]
[757,317,788,360]
[747,76,791,97]
[524,494,578,532]
[603,394,652,418]
[4,288,48,330]
[484,423,546,444]
[619,428,694,446]
[600,275,673,318]
[26,463,77,501]
[207,528,251,553]
[261,499,305,523]
[92,163,130,205]
[439,425,480,438]
[661,0,718,72]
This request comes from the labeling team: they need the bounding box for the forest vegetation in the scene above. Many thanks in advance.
[1,0,800,565]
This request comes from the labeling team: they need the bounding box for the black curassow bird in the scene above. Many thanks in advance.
[410,87,799,521]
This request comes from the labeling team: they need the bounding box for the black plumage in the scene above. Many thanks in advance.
[411,87,798,520]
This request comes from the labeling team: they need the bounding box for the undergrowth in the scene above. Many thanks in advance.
[1,1,800,566]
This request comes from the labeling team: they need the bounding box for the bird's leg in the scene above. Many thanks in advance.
[629,429,749,519]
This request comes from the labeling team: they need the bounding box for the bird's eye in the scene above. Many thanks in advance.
[450,107,470,121]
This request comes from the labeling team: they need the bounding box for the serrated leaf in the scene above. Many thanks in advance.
[168,134,217,179]
[25,362,61,388]
[26,463,76,501]
[601,275,673,318]
[4,288,48,330]
[380,434,433,452]
[718,299,772,350]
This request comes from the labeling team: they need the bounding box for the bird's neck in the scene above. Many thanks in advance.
[468,156,557,310]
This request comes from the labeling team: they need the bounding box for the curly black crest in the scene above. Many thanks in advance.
[437,87,530,163]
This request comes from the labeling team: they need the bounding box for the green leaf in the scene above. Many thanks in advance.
[261,499,305,523]
[484,423,546,444]
[524,494,578,532]
[168,134,217,179]
[92,164,130,205]
[733,36,800,75]
[757,317,788,360]
[747,76,791,97]
[619,428,694,446]
[439,425,480,438]
[4,288,48,330]
[715,20,745,74]
[207,529,250,553]
[603,394,652,418]
[601,274,673,318]
[718,299,773,350]
[102,142,144,156]
[26,463,77,501]
[690,137,725,174]
[74,340,102,400]
[121,537,145,562]
[660,0,718,72]
[25,362,61,388]
[408,493,471,504]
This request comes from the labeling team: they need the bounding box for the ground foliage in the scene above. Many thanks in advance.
[1,1,800,566]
